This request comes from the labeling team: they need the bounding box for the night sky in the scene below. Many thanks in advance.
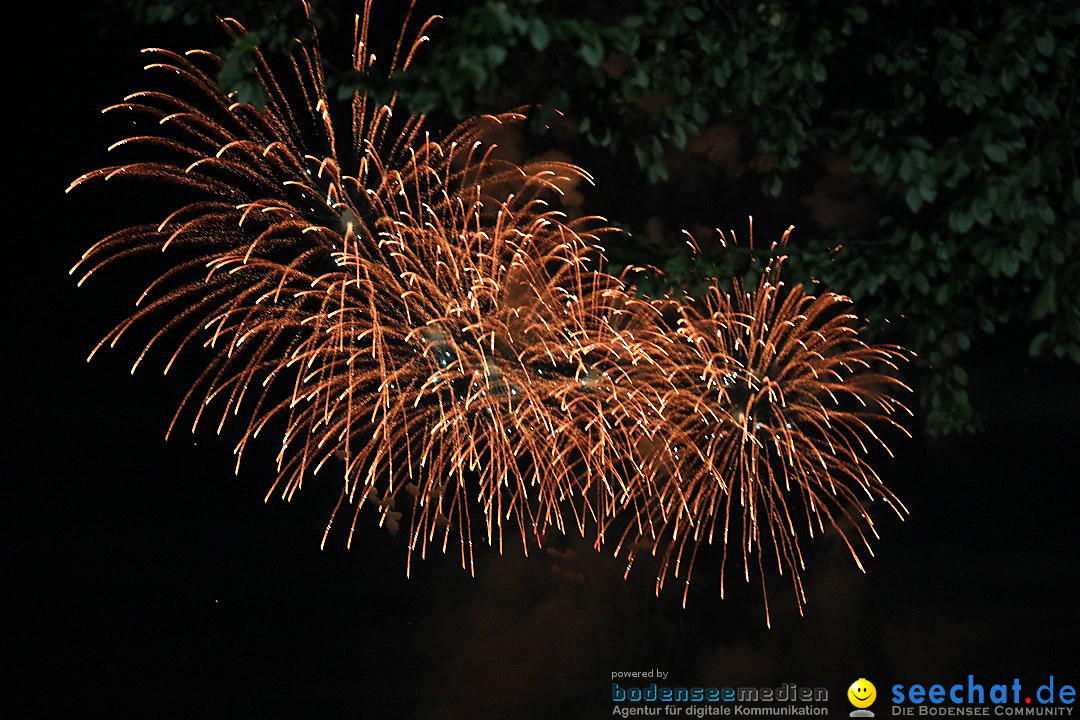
[14,4,1078,718]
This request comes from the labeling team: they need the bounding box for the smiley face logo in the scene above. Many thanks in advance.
[848,678,877,709]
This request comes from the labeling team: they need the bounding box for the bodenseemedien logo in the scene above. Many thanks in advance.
[849,678,878,717]
[609,676,829,717]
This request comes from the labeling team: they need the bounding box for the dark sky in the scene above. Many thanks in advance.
[13,5,1078,718]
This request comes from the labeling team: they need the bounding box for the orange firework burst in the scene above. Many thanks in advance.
[69,1,913,620]
[614,225,912,624]
[66,0,645,574]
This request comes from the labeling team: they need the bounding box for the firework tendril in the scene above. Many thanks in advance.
[68,1,912,624]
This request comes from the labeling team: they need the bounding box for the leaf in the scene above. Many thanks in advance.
[984,144,1007,163]
[580,41,604,68]
[529,20,551,51]
[972,199,992,226]
[905,187,923,212]
[478,5,512,34]
[919,180,937,203]
[406,90,440,115]
[458,57,487,87]
[764,175,782,197]
[683,7,704,21]
[146,4,176,22]
[949,209,975,233]
[899,155,915,182]
[1029,331,1050,355]
[671,124,687,149]
[998,249,1019,277]
[1032,277,1057,319]
[1035,34,1055,57]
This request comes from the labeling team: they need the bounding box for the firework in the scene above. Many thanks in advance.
[612,226,912,624]
[66,0,656,574]
[69,1,912,618]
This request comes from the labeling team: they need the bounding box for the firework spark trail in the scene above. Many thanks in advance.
[69,1,913,620]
